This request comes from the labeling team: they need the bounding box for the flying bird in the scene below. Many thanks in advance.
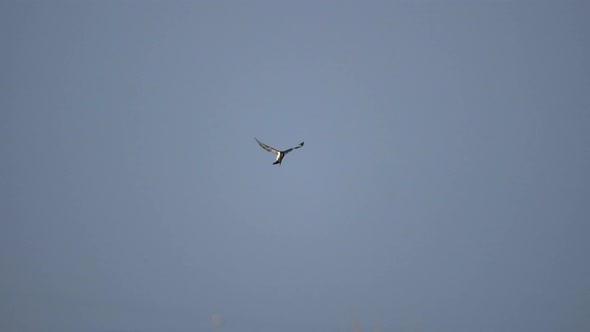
[255,138,304,165]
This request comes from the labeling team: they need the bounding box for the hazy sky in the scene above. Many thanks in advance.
[2,1,589,331]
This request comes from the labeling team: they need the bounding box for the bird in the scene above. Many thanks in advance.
[255,138,304,165]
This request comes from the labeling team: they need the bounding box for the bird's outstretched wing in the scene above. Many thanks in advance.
[255,138,280,154]
[282,142,304,155]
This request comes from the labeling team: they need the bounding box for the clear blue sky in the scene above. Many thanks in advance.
[2,1,589,331]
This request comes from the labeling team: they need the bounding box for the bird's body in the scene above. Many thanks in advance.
[255,138,304,165]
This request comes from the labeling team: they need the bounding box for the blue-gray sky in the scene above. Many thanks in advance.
[2,1,589,331]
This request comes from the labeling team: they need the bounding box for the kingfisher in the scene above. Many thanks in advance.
[255,138,304,165]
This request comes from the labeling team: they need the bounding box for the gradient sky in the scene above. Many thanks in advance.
[2,1,590,332]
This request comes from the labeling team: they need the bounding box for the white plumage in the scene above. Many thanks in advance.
[255,138,304,165]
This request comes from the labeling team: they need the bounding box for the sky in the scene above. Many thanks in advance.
[1,1,590,331]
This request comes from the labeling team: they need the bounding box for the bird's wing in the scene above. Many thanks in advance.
[282,142,304,155]
[255,138,280,154]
